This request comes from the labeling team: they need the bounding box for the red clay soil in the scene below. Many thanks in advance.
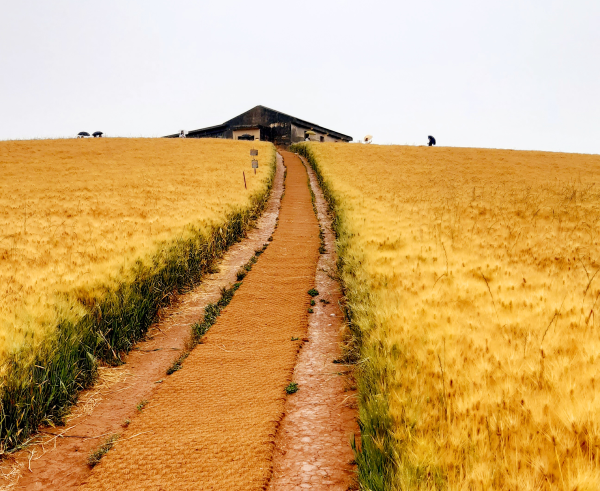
[3,156,285,490]
[79,150,320,490]
[267,156,359,490]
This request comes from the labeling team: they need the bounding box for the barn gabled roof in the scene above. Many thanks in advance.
[165,105,352,141]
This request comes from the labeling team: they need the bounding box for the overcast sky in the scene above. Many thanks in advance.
[1,1,598,154]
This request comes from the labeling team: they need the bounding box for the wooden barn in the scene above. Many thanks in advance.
[165,105,352,146]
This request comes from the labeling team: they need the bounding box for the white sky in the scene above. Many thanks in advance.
[1,0,598,154]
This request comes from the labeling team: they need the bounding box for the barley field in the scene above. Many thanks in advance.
[0,137,275,448]
[296,143,600,490]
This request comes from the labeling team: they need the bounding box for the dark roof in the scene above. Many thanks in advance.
[253,105,352,140]
[165,105,352,141]
[164,123,227,139]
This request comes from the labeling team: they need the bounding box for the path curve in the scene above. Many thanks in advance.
[79,151,320,490]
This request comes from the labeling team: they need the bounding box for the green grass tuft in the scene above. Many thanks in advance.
[167,256,257,377]
[87,434,119,467]
[285,382,299,394]
[136,399,148,412]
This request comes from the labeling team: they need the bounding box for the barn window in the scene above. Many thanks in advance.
[320,135,324,142]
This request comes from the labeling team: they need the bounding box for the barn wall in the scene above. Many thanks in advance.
[291,124,308,144]
[233,128,260,140]
[260,123,291,146]
[291,124,341,143]
[187,132,226,139]
[226,107,292,146]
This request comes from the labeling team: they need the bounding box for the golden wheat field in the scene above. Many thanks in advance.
[0,138,273,359]
[304,143,600,490]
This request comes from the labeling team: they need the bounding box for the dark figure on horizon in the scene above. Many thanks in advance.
[428,135,436,146]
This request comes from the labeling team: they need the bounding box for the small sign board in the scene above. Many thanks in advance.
[251,160,258,169]
[250,149,258,156]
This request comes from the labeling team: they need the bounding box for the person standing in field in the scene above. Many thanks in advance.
[179,130,186,138]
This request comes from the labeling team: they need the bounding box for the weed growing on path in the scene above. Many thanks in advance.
[165,284,241,376]
[308,289,319,297]
[136,400,148,412]
[166,244,271,377]
[307,173,327,254]
[319,230,326,254]
[236,244,267,281]
[285,382,299,394]
[87,434,119,467]
[166,355,185,375]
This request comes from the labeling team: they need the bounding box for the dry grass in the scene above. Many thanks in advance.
[299,143,600,490]
[0,458,22,490]
[0,137,272,360]
[0,363,128,487]
[66,366,132,422]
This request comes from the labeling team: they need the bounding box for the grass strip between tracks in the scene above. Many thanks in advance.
[0,149,276,453]
[166,242,270,376]
[291,143,394,491]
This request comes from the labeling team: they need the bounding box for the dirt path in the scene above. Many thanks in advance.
[267,155,359,490]
[79,150,320,490]
[4,155,285,490]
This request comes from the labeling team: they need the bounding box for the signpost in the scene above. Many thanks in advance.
[250,149,259,174]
